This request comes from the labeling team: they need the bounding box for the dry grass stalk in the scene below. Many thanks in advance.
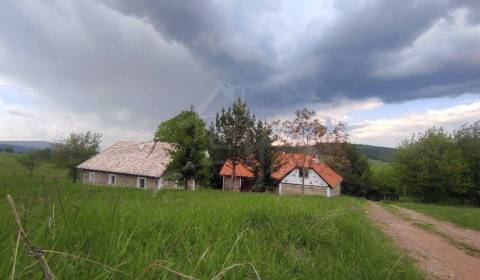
[6,194,56,280]
[212,229,261,280]
[220,229,246,270]
[138,260,198,280]
[9,231,21,280]
[42,250,132,277]
[193,246,210,273]
[212,263,261,280]
[385,254,404,278]
[47,203,55,240]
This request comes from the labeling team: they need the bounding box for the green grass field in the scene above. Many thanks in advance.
[0,152,67,183]
[0,152,423,279]
[394,202,480,231]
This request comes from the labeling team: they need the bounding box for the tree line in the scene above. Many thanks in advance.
[394,123,480,205]
[350,122,480,206]
[155,98,368,194]
[12,98,371,195]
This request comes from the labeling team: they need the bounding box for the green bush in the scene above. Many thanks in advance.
[395,127,471,203]
[368,163,400,200]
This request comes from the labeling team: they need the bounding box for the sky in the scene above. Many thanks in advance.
[1,0,480,148]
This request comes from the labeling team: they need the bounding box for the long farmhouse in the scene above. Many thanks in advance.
[77,141,195,190]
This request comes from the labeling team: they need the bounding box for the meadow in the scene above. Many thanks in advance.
[394,202,480,231]
[0,152,423,279]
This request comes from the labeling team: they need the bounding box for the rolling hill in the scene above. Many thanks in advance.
[279,143,396,162]
[0,141,52,153]
[354,144,396,162]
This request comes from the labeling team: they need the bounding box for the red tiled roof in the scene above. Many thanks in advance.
[219,153,343,188]
[219,160,255,178]
[310,161,343,188]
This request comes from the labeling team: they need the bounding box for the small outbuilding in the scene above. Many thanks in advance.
[77,141,196,190]
[220,153,342,197]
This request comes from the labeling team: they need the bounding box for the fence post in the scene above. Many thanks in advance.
[6,194,56,280]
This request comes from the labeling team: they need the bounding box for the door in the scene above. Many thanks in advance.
[240,178,253,192]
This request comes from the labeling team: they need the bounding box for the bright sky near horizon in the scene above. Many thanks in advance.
[1,1,480,148]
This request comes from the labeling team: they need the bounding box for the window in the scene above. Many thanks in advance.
[109,174,117,185]
[137,177,147,189]
[89,172,95,183]
[299,168,309,178]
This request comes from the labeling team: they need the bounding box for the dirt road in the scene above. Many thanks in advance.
[391,205,480,252]
[367,202,480,280]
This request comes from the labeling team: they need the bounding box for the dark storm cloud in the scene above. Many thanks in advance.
[302,0,480,103]
[105,0,480,111]
[0,1,218,128]
[1,0,480,125]
[104,0,280,85]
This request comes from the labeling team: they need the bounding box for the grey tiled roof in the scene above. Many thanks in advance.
[77,141,171,177]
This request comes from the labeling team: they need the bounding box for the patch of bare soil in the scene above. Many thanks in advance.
[392,205,480,253]
[367,202,480,280]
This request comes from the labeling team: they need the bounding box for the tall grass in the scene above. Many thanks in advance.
[0,152,422,279]
[395,202,480,230]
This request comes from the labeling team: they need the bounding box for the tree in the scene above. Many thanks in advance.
[454,121,480,205]
[395,127,470,202]
[339,143,371,196]
[18,151,41,180]
[252,121,276,192]
[154,108,211,188]
[277,108,327,193]
[52,131,102,183]
[3,146,14,153]
[369,163,400,200]
[321,121,350,171]
[209,98,256,187]
[36,148,52,161]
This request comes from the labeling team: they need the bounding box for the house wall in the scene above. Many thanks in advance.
[221,173,341,197]
[280,168,328,187]
[185,179,197,190]
[80,170,173,190]
[331,184,341,196]
[222,176,242,192]
[278,183,328,196]
[154,177,179,190]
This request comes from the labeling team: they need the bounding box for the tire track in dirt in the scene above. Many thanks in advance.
[367,202,480,280]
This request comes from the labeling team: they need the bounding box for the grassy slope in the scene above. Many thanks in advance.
[0,152,66,181]
[0,153,422,279]
[354,144,395,162]
[395,202,480,231]
[368,159,392,169]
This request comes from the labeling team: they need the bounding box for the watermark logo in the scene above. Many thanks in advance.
[197,82,246,121]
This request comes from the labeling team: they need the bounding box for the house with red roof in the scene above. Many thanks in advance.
[219,153,343,196]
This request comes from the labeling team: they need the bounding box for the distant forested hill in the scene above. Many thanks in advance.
[278,143,396,162]
[354,144,395,162]
[0,141,52,153]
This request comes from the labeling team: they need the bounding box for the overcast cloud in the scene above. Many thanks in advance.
[1,0,480,146]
